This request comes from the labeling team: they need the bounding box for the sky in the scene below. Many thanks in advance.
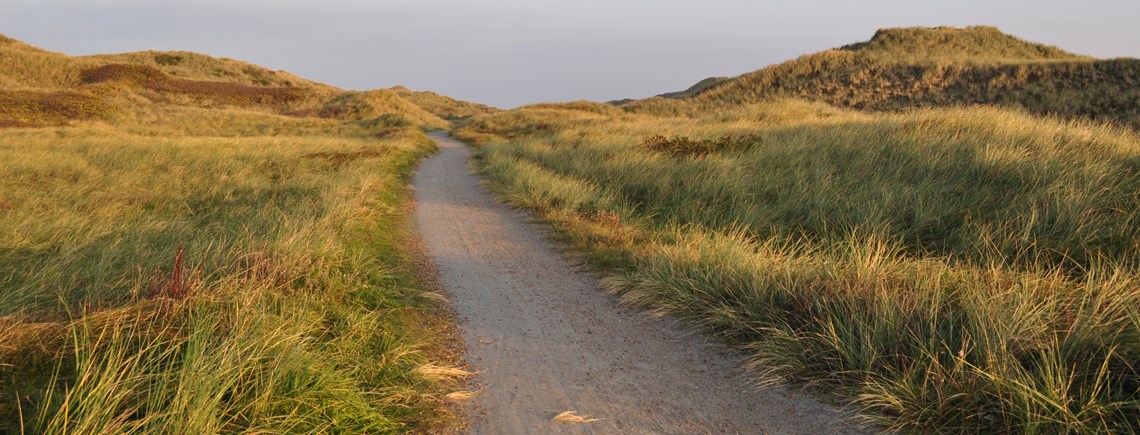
[2,0,1138,108]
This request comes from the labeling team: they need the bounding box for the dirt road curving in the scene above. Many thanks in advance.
[413,132,866,434]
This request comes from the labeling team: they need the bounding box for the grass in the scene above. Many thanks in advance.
[0,34,466,126]
[838,26,1085,64]
[389,86,498,120]
[0,33,331,93]
[318,90,451,130]
[79,64,307,107]
[459,99,1140,432]
[551,411,600,423]
[625,26,1140,128]
[0,33,497,433]
[0,102,468,432]
[0,90,116,126]
[7,23,1136,433]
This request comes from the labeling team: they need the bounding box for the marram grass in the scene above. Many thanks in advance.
[0,121,463,433]
[464,99,1140,432]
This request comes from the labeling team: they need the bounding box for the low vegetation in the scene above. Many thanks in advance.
[0,35,491,432]
[0,90,116,126]
[389,86,497,120]
[625,26,1140,128]
[318,90,450,130]
[459,84,1140,432]
[0,33,486,129]
[79,64,307,107]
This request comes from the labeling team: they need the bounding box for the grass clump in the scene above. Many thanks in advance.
[463,97,1140,432]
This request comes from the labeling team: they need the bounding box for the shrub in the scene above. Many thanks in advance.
[153,54,183,66]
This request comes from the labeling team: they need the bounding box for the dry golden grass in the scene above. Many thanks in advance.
[444,390,479,402]
[463,97,1140,432]
[414,364,473,382]
[552,411,601,423]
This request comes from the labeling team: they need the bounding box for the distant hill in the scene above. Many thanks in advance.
[657,77,731,99]
[0,34,494,128]
[607,77,730,105]
[625,26,1140,127]
[389,86,497,120]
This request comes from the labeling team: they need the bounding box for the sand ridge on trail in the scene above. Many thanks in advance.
[413,132,866,434]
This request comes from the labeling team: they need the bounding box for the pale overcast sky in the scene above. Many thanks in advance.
[2,0,1138,107]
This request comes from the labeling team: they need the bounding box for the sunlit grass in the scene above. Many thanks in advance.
[0,120,463,432]
[463,99,1140,432]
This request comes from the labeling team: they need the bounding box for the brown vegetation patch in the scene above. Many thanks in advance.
[283,108,322,118]
[642,133,762,157]
[0,90,115,126]
[80,64,305,106]
[153,54,183,66]
[304,148,389,168]
[372,127,404,139]
[0,119,42,128]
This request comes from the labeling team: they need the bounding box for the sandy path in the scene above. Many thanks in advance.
[413,132,865,434]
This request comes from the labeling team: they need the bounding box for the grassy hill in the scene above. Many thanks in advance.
[457,26,1140,433]
[0,35,485,432]
[0,35,330,90]
[624,26,1140,127]
[0,34,496,129]
[389,85,497,120]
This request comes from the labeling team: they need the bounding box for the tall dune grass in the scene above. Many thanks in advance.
[463,100,1140,432]
[0,123,462,432]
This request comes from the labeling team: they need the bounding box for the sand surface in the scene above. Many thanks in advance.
[413,132,866,434]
